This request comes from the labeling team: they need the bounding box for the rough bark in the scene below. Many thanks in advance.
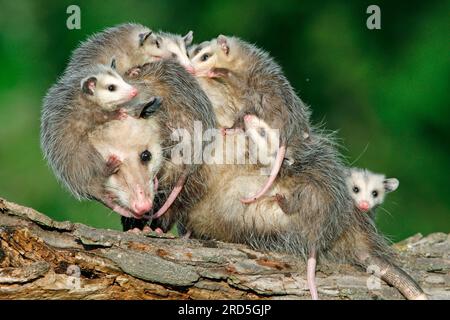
[0,197,448,300]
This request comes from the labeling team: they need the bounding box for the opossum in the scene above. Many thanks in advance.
[43,57,425,300]
[346,167,399,219]
[188,35,311,203]
[40,64,145,210]
[65,23,194,77]
[88,110,426,300]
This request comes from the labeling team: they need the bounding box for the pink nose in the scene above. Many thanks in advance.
[185,65,195,75]
[358,201,370,212]
[132,199,152,217]
[129,87,138,98]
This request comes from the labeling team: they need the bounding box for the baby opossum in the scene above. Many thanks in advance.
[40,63,158,218]
[346,167,399,219]
[65,23,194,76]
[188,35,311,203]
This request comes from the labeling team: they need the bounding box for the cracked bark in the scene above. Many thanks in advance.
[0,197,448,300]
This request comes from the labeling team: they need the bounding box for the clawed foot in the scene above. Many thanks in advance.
[116,108,128,120]
[220,127,244,136]
[126,67,142,78]
[127,226,163,235]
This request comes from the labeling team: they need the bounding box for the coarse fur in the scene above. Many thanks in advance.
[346,167,399,219]
[65,23,193,77]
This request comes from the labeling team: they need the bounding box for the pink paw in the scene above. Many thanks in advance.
[127,67,142,78]
[117,108,128,120]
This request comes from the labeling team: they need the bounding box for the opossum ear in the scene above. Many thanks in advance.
[217,35,230,55]
[105,155,122,176]
[139,30,153,46]
[81,77,97,95]
[207,67,229,79]
[140,96,163,119]
[183,30,194,46]
[383,178,399,193]
[110,58,117,70]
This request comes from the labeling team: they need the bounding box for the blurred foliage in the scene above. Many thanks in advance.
[0,0,448,240]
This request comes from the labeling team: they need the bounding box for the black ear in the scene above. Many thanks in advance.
[110,58,117,70]
[183,30,194,46]
[81,77,97,95]
[140,96,163,119]
[139,30,153,46]
[217,35,230,55]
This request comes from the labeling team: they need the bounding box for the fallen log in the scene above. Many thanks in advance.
[0,197,448,299]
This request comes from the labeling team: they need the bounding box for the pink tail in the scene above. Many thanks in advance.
[240,144,286,204]
[307,248,319,300]
[153,172,188,219]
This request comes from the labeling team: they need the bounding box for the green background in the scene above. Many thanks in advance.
[0,0,448,241]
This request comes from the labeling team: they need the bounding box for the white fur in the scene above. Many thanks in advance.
[88,117,163,214]
[346,168,399,211]
[82,67,136,109]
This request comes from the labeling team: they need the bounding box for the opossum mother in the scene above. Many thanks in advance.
[65,60,426,301]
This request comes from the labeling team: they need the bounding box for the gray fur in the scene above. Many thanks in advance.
[64,23,150,76]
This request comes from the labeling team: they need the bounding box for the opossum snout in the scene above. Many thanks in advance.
[130,185,153,217]
[358,200,370,212]
[129,87,138,98]
[185,65,195,75]
[131,199,153,217]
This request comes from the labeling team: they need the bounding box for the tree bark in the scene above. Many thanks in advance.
[0,197,448,300]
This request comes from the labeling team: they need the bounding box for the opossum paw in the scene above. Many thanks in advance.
[274,193,286,203]
[220,127,243,136]
[116,108,128,120]
[127,228,143,235]
[142,225,152,233]
[126,67,142,78]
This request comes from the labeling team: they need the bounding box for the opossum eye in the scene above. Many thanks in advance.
[258,128,266,137]
[140,150,152,163]
[372,190,378,198]
[108,85,116,92]
[352,186,360,193]
[201,53,210,62]
[155,40,160,49]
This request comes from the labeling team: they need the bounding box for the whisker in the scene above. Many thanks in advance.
[378,205,394,218]
[349,142,370,166]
